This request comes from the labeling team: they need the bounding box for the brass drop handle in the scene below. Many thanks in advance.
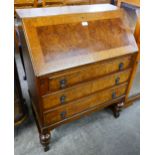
[119,62,124,70]
[60,79,67,89]
[60,111,67,119]
[60,95,66,104]
[112,92,116,99]
[115,77,120,85]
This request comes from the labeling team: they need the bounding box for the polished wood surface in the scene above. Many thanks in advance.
[37,19,128,62]
[134,14,140,48]
[92,0,111,4]
[44,83,127,125]
[20,5,137,76]
[65,0,91,5]
[17,4,138,151]
[14,0,38,8]
[47,55,132,93]
[43,69,131,110]
[117,0,140,7]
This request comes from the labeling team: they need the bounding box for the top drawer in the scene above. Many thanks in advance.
[40,55,133,95]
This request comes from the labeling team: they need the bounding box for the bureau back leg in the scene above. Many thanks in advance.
[111,101,124,118]
[40,131,51,152]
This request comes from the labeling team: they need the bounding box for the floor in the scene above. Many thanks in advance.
[14,6,140,155]
[15,101,140,155]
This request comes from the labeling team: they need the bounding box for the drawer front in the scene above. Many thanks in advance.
[44,83,127,125]
[42,69,131,110]
[48,55,132,92]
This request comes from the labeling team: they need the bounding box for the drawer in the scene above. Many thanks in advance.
[43,83,127,125]
[42,55,133,94]
[42,69,131,110]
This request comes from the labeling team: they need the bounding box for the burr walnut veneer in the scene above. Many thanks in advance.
[16,4,138,151]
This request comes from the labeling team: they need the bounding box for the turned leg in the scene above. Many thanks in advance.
[112,102,124,118]
[40,132,51,152]
[30,97,51,152]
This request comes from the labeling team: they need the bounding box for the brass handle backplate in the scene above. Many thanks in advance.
[112,92,116,99]
[60,79,67,89]
[60,95,66,104]
[115,77,120,85]
[60,111,67,119]
[119,62,124,70]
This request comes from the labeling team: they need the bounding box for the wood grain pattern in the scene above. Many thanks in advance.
[37,18,129,63]
[47,55,133,93]
[91,0,111,4]
[15,0,35,6]
[42,69,131,110]
[44,83,127,125]
[42,96,125,130]
[134,14,140,48]
[64,0,90,5]
[21,7,137,76]
[14,0,38,8]
[17,5,138,151]
[19,28,44,126]
[42,0,64,7]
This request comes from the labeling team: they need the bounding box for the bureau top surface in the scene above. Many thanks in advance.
[20,4,138,77]
[16,4,118,18]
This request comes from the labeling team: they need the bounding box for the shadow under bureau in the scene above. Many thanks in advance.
[16,4,138,151]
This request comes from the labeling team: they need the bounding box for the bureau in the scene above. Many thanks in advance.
[16,4,138,151]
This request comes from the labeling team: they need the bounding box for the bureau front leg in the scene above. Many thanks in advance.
[112,102,124,118]
[40,131,51,152]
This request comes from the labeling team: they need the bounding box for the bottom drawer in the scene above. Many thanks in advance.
[44,83,127,125]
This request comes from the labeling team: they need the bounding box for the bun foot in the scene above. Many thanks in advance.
[40,132,51,152]
[44,145,49,152]
[111,102,124,118]
[114,111,120,118]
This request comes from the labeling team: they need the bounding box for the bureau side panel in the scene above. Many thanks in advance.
[19,28,44,128]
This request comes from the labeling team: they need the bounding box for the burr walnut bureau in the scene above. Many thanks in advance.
[16,4,138,151]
